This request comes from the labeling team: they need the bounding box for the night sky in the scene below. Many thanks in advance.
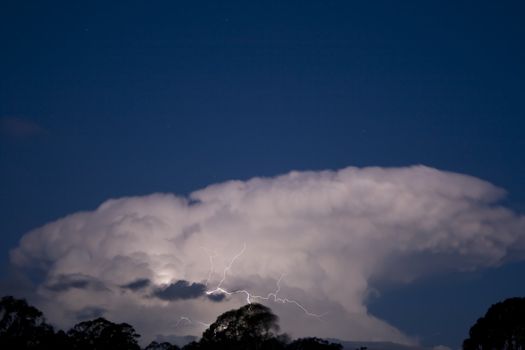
[1,1,525,349]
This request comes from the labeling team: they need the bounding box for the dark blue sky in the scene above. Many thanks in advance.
[1,1,524,347]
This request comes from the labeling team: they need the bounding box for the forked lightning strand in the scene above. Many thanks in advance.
[173,316,210,328]
[200,246,218,287]
[205,243,325,319]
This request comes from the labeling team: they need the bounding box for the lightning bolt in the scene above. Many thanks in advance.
[206,243,246,293]
[205,243,325,319]
[173,316,210,328]
[200,246,218,287]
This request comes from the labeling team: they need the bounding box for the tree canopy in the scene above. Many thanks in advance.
[144,340,180,350]
[201,303,288,350]
[67,317,141,350]
[0,295,345,350]
[463,297,525,350]
[287,337,343,350]
[0,296,55,349]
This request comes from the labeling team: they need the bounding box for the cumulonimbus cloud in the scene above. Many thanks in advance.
[9,166,525,345]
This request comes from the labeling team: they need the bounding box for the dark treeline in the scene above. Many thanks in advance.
[0,296,342,350]
[2,295,525,350]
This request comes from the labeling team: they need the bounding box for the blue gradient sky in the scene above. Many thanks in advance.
[1,1,524,347]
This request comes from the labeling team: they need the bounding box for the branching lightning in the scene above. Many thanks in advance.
[200,246,218,287]
[173,316,210,328]
[204,243,325,319]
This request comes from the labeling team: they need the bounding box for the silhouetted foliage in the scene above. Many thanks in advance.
[287,337,343,350]
[53,329,71,348]
[145,340,180,350]
[463,297,525,350]
[0,296,56,349]
[0,295,343,350]
[68,317,141,350]
[200,303,288,350]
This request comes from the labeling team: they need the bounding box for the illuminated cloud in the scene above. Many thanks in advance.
[9,166,525,345]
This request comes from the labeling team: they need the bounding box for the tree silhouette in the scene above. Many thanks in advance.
[287,337,343,350]
[463,297,525,350]
[0,296,56,349]
[1,295,345,350]
[144,340,180,350]
[200,303,288,350]
[68,317,141,350]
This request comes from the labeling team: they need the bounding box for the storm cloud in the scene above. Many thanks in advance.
[45,274,107,293]
[75,306,107,321]
[9,166,525,344]
[153,280,207,301]
[121,278,151,291]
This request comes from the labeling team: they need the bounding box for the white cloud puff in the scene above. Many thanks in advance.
[9,166,525,345]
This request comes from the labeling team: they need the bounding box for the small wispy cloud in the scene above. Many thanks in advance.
[0,116,46,139]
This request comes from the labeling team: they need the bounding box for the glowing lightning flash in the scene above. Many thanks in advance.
[200,246,219,287]
[205,243,325,319]
[173,316,210,329]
